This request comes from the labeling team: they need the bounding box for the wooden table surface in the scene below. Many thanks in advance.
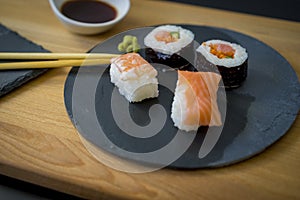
[0,0,299,199]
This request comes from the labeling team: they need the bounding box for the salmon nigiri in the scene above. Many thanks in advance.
[171,70,222,131]
[110,53,158,102]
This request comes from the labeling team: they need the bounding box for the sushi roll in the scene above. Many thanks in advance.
[171,70,222,131]
[110,53,159,102]
[196,39,248,89]
[144,25,195,70]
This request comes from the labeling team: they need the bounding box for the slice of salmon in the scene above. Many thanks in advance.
[178,70,222,126]
[154,30,178,43]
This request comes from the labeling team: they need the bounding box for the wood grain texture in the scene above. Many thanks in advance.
[0,0,299,199]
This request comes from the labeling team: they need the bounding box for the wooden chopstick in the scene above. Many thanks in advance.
[0,52,119,60]
[0,59,111,70]
[0,52,120,70]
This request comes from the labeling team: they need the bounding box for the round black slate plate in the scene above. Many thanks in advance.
[64,25,300,169]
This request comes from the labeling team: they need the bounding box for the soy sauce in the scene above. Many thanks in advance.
[61,0,117,23]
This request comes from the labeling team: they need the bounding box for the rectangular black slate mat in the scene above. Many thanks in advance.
[0,24,49,97]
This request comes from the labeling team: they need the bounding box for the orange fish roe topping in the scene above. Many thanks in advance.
[154,30,179,44]
[209,43,235,59]
[115,53,149,72]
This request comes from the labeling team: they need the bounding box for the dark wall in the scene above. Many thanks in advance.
[167,0,300,22]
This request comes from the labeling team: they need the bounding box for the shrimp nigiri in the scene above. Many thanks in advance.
[110,53,158,102]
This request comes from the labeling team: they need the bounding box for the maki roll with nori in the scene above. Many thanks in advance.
[144,25,195,70]
[196,39,248,89]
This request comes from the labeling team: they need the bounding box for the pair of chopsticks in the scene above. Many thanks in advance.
[0,52,120,70]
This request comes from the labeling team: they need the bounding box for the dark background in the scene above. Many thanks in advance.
[1,0,299,199]
[167,0,300,22]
